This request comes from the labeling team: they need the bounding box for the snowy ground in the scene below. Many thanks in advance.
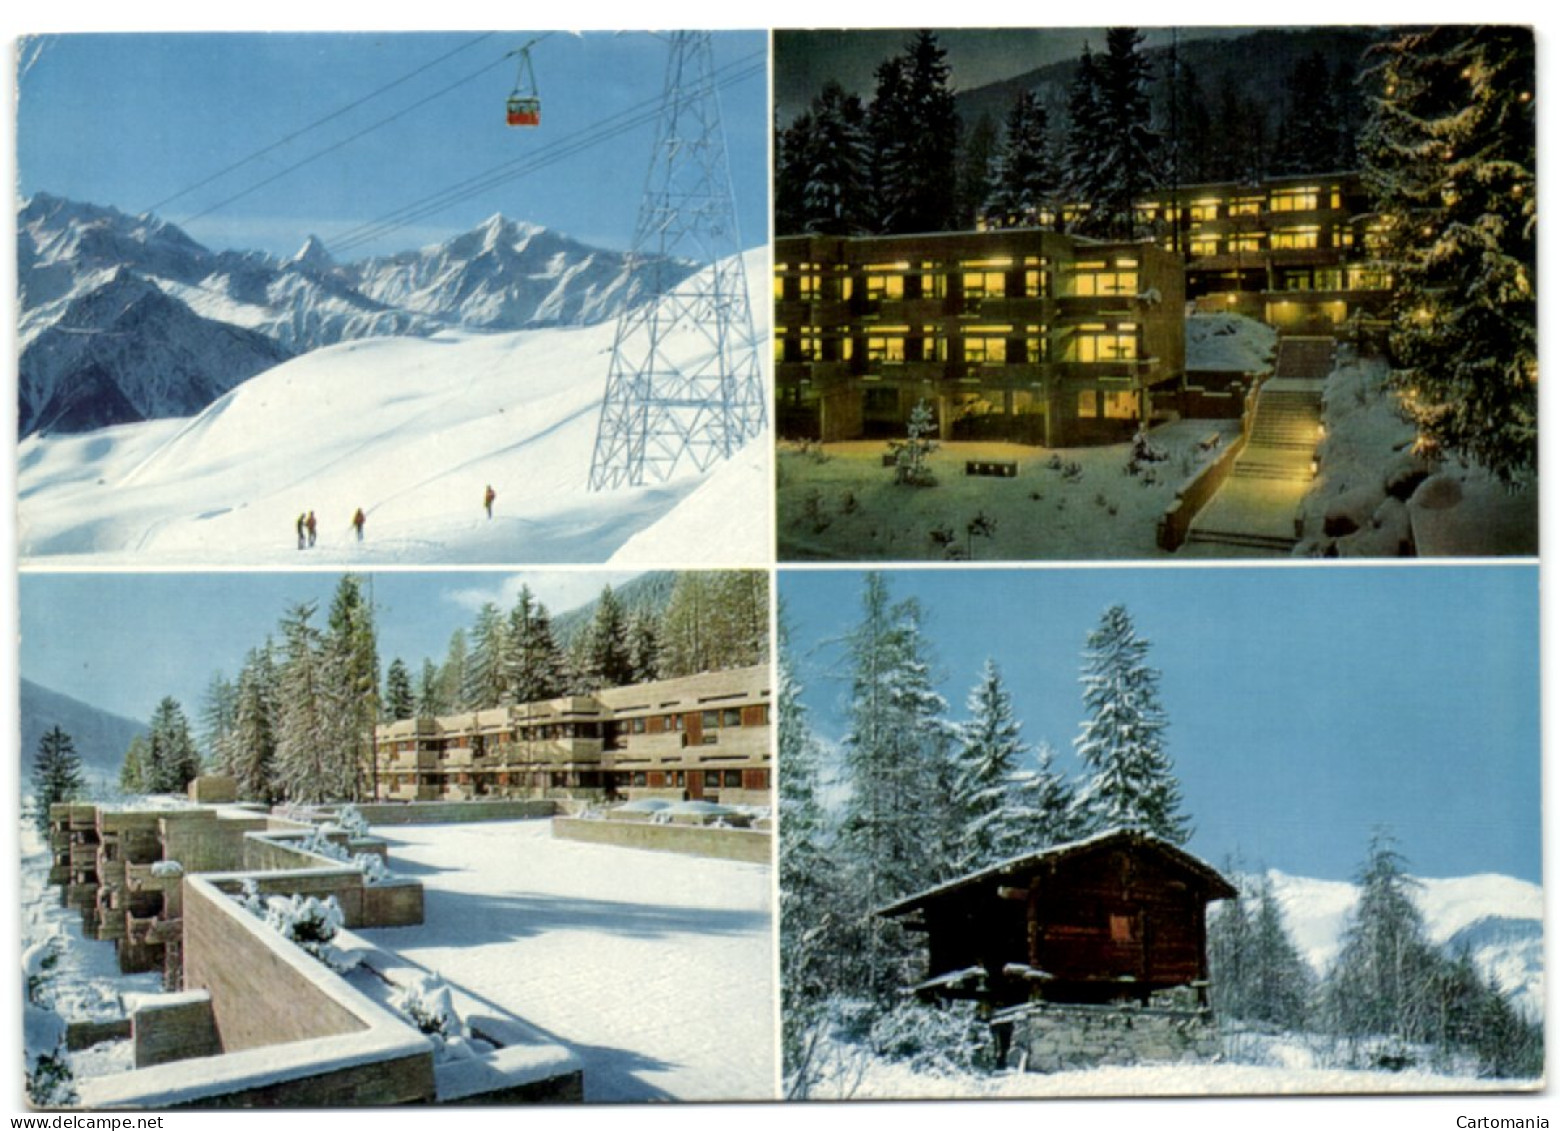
[776,420,1237,561]
[1295,352,1537,557]
[804,1031,1533,1100]
[17,251,772,567]
[357,819,776,1102]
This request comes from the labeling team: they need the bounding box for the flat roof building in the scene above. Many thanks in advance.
[373,665,772,808]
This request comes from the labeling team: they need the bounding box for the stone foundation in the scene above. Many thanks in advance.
[997,998,1221,1074]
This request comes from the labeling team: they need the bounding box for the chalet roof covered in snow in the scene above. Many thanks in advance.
[877,827,1236,920]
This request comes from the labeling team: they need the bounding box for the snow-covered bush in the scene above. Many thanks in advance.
[262,894,345,963]
[867,999,996,1077]
[150,860,184,879]
[333,804,371,839]
[22,937,64,1005]
[351,852,392,885]
[394,973,462,1041]
[889,399,939,487]
[22,942,77,1107]
[300,826,350,862]
[236,877,266,917]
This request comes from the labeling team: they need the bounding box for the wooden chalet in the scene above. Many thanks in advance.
[879,828,1237,1009]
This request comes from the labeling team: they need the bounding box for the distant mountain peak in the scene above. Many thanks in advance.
[290,234,335,269]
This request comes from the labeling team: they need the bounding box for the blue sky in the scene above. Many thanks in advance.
[18,569,641,727]
[780,565,1541,884]
[17,31,768,258]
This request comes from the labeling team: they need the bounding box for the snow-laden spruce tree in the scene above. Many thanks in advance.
[276,601,331,803]
[868,31,960,234]
[232,642,279,805]
[838,573,954,1004]
[464,601,510,709]
[794,81,872,236]
[986,90,1054,230]
[146,696,201,795]
[777,609,846,1098]
[1071,604,1191,844]
[1360,27,1536,483]
[1007,739,1078,851]
[950,659,1030,872]
[323,574,379,801]
[383,657,415,722]
[30,726,83,832]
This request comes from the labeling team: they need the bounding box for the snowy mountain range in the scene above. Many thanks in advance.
[18,194,694,437]
[17,248,772,566]
[19,679,145,783]
[1259,869,1544,1021]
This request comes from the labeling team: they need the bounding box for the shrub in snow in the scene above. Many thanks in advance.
[394,973,463,1041]
[150,860,184,879]
[261,894,345,964]
[236,878,266,917]
[24,998,76,1108]
[867,999,996,1076]
[889,399,939,487]
[334,804,371,838]
[22,937,64,1005]
[352,852,392,885]
[300,827,350,862]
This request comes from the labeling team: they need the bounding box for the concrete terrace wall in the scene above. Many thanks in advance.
[553,817,772,864]
[78,877,436,1109]
[355,799,558,825]
[184,878,365,1052]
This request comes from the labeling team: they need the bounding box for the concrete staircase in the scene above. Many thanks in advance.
[1183,336,1333,553]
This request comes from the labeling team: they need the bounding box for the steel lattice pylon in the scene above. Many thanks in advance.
[587,32,765,491]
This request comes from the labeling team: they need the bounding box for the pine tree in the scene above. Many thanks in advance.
[1092,28,1159,239]
[660,572,710,677]
[323,574,379,801]
[438,630,469,712]
[1360,27,1536,482]
[276,601,330,803]
[1272,50,1342,175]
[579,585,633,690]
[1071,604,1190,844]
[1249,873,1312,1029]
[507,591,566,704]
[1007,739,1077,851]
[796,82,872,235]
[199,672,239,775]
[119,734,148,795]
[416,658,444,717]
[775,109,812,236]
[232,643,280,805]
[1207,865,1256,1021]
[30,726,83,831]
[1325,830,1438,1044]
[869,32,960,234]
[954,112,999,230]
[838,573,954,1004]
[987,90,1054,229]
[777,608,846,1097]
[1062,46,1107,229]
[384,658,415,721]
[626,610,661,684]
[465,601,510,708]
[146,697,201,794]
[949,659,1028,871]
[710,570,769,671]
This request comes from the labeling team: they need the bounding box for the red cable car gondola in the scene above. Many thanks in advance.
[506,41,541,127]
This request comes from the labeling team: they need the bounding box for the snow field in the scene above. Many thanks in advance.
[17,251,772,567]
[357,819,776,1102]
[776,420,1238,561]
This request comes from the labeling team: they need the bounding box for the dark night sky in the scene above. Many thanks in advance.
[773,27,1255,124]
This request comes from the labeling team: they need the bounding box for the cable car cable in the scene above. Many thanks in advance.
[146,32,497,216]
[175,49,522,231]
[328,50,763,256]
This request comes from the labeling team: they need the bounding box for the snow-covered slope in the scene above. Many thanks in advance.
[18,194,694,436]
[17,250,771,567]
[1265,869,1543,1018]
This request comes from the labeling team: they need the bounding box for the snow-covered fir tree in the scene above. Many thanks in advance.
[464,601,510,708]
[1071,604,1191,844]
[577,584,633,690]
[506,589,566,703]
[626,609,661,684]
[1092,28,1158,239]
[954,112,999,231]
[437,629,469,712]
[323,574,379,800]
[30,726,83,831]
[776,610,846,1098]
[949,659,1030,871]
[232,643,280,804]
[146,696,201,794]
[838,573,954,1003]
[794,81,872,235]
[1007,739,1078,851]
[1062,45,1107,228]
[383,657,415,722]
[986,91,1054,230]
[276,601,332,803]
[415,657,444,717]
[1360,27,1536,482]
[1249,873,1313,1029]
[119,734,148,794]
[199,672,239,775]
[869,32,960,234]
[1272,50,1343,175]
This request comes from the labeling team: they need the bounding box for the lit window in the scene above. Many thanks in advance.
[1270,188,1319,212]
[1074,271,1139,297]
[866,273,905,301]
[1188,199,1220,222]
[1270,227,1319,250]
[963,270,1007,299]
[867,328,909,363]
[1189,238,1220,257]
[1228,197,1263,216]
[798,274,820,300]
[1227,235,1261,253]
[1075,325,1138,363]
[963,325,1012,364]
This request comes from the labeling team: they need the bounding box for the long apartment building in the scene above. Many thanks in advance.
[775,230,1185,446]
[373,665,772,807]
[1139,171,1391,335]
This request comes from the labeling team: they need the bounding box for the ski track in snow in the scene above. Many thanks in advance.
[18,251,772,567]
[356,820,776,1103]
